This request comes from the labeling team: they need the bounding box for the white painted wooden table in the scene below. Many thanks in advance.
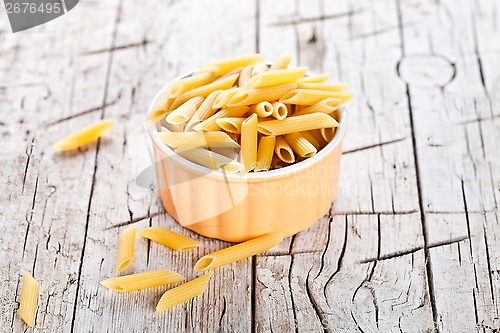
[1,0,499,332]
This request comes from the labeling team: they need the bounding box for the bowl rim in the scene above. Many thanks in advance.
[147,68,349,181]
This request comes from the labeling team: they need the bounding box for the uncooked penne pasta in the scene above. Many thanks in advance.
[157,131,240,149]
[198,54,265,76]
[194,106,249,132]
[297,82,349,91]
[171,74,239,109]
[213,88,242,109]
[257,113,339,136]
[270,54,292,70]
[185,91,220,131]
[296,73,330,83]
[149,85,174,123]
[321,127,336,142]
[53,119,116,151]
[227,83,297,106]
[101,270,184,292]
[139,226,200,251]
[175,148,244,173]
[215,67,244,81]
[309,129,327,146]
[215,118,245,133]
[175,72,214,96]
[240,113,258,172]
[18,272,39,327]
[156,272,213,312]
[249,101,273,117]
[166,96,204,125]
[251,61,268,76]
[275,136,295,163]
[284,132,317,158]
[238,66,252,87]
[246,67,307,89]
[280,89,353,105]
[293,98,341,116]
[300,131,321,149]
[194,234,283,271]
[271,102,288,120]
[116,226,136,272]
[255,136,276,171]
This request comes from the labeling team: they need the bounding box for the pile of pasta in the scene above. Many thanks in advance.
[149,54,352,173]
[17,227,283,326]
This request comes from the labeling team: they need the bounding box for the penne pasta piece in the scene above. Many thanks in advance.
[284,132,317,158]
[149,85,174,123]
[270,55,292,70]
[309,129,327,146]
[296,73,330,83]
[171,74,239,109]
[198,54,265,76]
[175,72,215,96]
[300,131,321,149]
[240,113,258,173]
[213,88,242,109]
[156,272,213,312]
[211,148,239,161]
[249,101,273,118]
[166,96,204,125]
[246,67,307,88]
[194,106,249,132]
[215,67,244,81]
[215,118,245,134]
[18,272,39,327]
[194,234,283,271]
[185,91,220,131]
[271,102,288,120]
[101,270,184,292]
[157,131,240,149]
[53,120,116,151]
[255,136,276,172]
[297,82,349,91]
[227,83,297,106]
[164,122,184,132]
[279,89,353,105]
[251,61,268,76]
[175,148,244,173]
[275,136,295,163]
[293,98,342,116]
[257,113,339,136]
[238,66,253,87]
[139,226,200,251]
[116,226,136,272]
[321,127,336,142]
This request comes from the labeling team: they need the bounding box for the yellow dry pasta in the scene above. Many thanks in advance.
[293,98,342,116]
[257,113,339,136]
[255,136,276,171]
[296,73,330,83]
[321,127,336,142]
[198,54,265,76]
[240,113,258,173]
[175,148,244,173]
[284,132,317,158]
[53,119,116,151]
[157,131,240,149]
[139,226,200,251]
[297,82,349,91]
[175,72,214,96]
[166,96,205,125]
[149,85,174,123]
[193,106,249,132]
[246,67,307,88]
[215,118,245,133]
[271,102,288,120]
[171,74,239,109]
[275,136,295,164]
[116,226,136,272]
[227,83,297,106]
[101,270,184,292]
[279,89,353,105]
[156,272,213,312]
[185,90,220,131]
[238,65,253,87]
[249,101,274,117]
[194,234,283,271]
[269,54,292,70]
[300,131,321,149]
[251,61,268,76]
[213,88,242,109]
[18,272,39,327]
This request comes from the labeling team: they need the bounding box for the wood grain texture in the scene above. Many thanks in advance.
[0,0,499,332]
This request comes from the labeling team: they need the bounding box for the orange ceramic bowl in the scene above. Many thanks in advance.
[148,71,348,242]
